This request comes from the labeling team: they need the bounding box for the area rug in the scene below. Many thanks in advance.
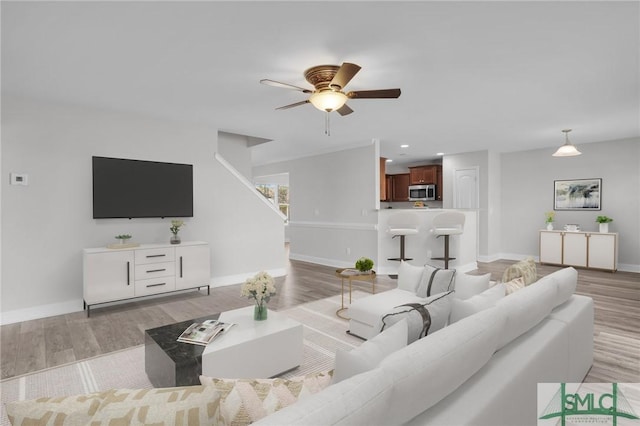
[0,291,370,425]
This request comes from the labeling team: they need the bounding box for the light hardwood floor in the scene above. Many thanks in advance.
[1,257,638,383]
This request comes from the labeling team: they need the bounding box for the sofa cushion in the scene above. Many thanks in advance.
[90,386,219,424]
[501,257,537,285]
[495,277,557,350]
[450,283,505,323]
[453,272,491,299]
[416,265,456,297]
[253,368,394,426]
[378,306,507,425]
[379,291,453,343]
[405,316,571,426]
[6,391,111,426]
[545,267,578,307]
[333,319,408,383]
[199,371,333,425]
[348,289,424,330]
[397,260,425,292]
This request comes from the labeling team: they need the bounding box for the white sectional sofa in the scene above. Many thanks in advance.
[257,266,593,426]
[6,266,592,426]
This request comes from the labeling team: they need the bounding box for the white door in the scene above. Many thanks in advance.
[453,167,479,209]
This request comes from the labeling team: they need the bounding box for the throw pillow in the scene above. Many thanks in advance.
[379,291,454,344]
[88,386,220,424]
[449,283,506,323]
[199,371,333,425]
[397,261,425,293]
[499,276,526,295]
[453,273,491,299]
[416,265,456,298]
[333,318,408,384]
[501,257,537,285]
[6,391,112,426]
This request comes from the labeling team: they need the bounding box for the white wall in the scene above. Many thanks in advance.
[254,142,379,268]
[217,131,253,179]
[1,96,285,323]
[501,137,639,271]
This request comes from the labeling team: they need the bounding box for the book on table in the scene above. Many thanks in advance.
[177,319,235,346]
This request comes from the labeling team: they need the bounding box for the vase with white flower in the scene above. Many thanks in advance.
[241,271,276,321]
[169,220,184,244]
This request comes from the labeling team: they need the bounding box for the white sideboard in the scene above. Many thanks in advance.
[539,231,618,272]
[83,241,210,316]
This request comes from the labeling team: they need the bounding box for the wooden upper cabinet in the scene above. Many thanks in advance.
[379,158,387,201]
[409,165,439,185]
[392,174,410,201]
[436,166,443,200]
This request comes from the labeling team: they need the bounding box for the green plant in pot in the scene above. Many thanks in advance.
[355,257,374,274]
[596,216,613,233]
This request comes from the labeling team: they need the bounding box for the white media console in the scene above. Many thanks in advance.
[83,241,210,316]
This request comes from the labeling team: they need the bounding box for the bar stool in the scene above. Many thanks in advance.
[387,212,420,261]
[431,211,465,269]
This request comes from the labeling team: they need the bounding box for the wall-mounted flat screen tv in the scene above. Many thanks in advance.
[93,156,193,219]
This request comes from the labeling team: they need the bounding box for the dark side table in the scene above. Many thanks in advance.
[144,313,219,387]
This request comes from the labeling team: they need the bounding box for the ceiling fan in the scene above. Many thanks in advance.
[260,62,401,134]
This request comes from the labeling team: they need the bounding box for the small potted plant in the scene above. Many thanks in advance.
[596,216,613,233]
[544,211,555,231]
[115,234,132,245]
[355,257,374,274]
[170,220,184,244]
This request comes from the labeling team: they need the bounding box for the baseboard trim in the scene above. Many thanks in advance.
[211,268,287,288]
[1,299,83,325]
[289,253,353,269]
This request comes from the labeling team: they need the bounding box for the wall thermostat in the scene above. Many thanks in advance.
[10,173,29,186]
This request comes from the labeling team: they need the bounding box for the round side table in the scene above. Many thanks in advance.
[335,269,376,319]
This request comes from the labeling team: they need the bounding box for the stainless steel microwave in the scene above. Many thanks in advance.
[409,184,436,201]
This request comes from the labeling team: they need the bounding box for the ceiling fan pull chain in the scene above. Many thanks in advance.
[325,110,330,136]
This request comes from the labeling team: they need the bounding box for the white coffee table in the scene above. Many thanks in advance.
[201,306,304,379]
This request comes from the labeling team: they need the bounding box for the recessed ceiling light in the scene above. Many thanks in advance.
[386,159,393,162]
[400,144,409,148]
[436,152,444,156]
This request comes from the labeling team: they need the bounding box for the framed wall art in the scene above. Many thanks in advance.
[554,178,601,211]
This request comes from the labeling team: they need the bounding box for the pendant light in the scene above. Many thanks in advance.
[552,129,581,157]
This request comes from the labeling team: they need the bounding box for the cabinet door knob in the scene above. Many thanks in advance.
[126,261,130,285]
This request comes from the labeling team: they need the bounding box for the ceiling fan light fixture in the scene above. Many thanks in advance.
[309,90,348,112]
[552,129,582,157]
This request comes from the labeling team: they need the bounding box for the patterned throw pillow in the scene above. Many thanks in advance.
[199,371,333,425]
[416,265,456,298]
[380,291,454,343]
[89,385,220,424]
[502,276,526,295]
[501,257,537,285]
[6,391,111,426]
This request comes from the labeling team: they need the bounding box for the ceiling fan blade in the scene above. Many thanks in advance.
[260,79,312,93]
[336,104,354,116]
[275,100,310,110]
[347,88,401,99]
[329,62,361,90]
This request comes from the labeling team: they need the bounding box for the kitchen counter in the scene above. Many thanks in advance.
[377,209,477,275]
